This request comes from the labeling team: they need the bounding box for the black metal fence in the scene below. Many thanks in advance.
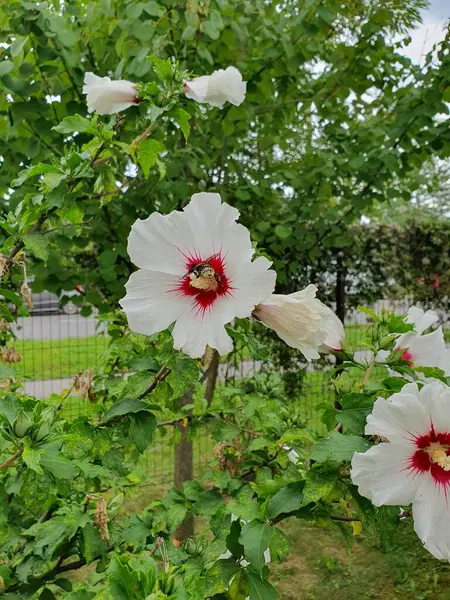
[3,299,448,480]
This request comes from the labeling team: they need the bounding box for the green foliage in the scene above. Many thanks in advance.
[0,0,449,596]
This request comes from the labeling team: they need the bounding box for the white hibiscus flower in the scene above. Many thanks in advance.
[253,285,344,360]
[351,381,450,560]
[183,66,246,109]
[119,193,276,358]
[83,72,141,115]
[393,307,449,375]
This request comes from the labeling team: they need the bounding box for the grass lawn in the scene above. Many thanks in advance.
[3,322,448,381]
[11,336,109,380]
[272,518,450,600]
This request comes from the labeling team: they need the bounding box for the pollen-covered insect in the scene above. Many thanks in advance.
[186,259,223,292]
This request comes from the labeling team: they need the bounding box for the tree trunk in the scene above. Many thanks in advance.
[174,392,194,541]
[204,349,220,407]
[335,250,346,411]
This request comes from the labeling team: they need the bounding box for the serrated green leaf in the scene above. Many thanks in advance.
[40,444,79,479]
[23,233,50,261]
[302,468,338,505]
[311,431,371,463]
[129,412,158,453]
[53,115,97,135]
[174,107,191,141]
[81,523,108,563]
[166,355,199,397]
[137,138,164,178]
[335,393,374,434]
[23,447,43,475]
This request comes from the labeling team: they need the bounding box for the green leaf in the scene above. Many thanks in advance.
[246,570,279,600]
[23,447,43,475]
[102,398,149,423]
[414,366,448,383]
[143,1,163,16]
[0,60,14,76]
[166,355,199,397]
[148,55,172,79]
[23,233,50,261]
[110,555,135,599]
[0,393,20,426]
[204,559,240,596]
[274,225,292,239]
[53,115,97,135]
[311,432,371,463]
[174,107,191,141]
[130,412,158,453]
[54,578,73,592]
[12,163,61,187]
[227,487,262,521]
[239,520,272,576]
[335,393,374,434]
[137,139,165,178]
[40,444,79,479]
[204,20,220,40]
[267,482,304,519]
[357,306,380,322]
[302,468,338,505]
[267,527,289,562]
[81,523,108,563]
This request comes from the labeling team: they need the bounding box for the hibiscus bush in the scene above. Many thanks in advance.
[1,0,450,598]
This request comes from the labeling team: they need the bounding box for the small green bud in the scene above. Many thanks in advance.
[13,411,32,438]
[379,334,397,351]
[33,422,50,442]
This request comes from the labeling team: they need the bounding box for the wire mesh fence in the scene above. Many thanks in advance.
[2,299,448,481]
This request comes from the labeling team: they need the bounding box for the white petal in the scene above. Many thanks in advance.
[127,211,191,275]
[317,304,344,351]
[119,269,191,336]
[351,443,423,506]
[417,381,450,433]
[183,76,210,102]
[184,67,246,109]
[398,328,447,369]
[256,286,337,361]
[406,306,439,334]
[230,256,276,318]
[172,300,234,358]
[83,72,137,115]
[439,349,450,376]
[413,477,450,560]
[365,384,429,445]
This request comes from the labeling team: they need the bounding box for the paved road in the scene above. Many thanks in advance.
[12,314,106,340]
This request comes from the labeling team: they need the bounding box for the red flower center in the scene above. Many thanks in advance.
[410,425,450,488]
[177,253,231,314]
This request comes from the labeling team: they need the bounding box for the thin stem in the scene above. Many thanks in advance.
[0,447,24,470]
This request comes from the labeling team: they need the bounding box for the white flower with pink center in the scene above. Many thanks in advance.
[395,307,450,375]
[351,381,450,560]
[119,193,276,358]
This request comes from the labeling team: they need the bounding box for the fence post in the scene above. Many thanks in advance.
[336,250,346,324]
[174,392,194,541]
[335,250,346,411]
